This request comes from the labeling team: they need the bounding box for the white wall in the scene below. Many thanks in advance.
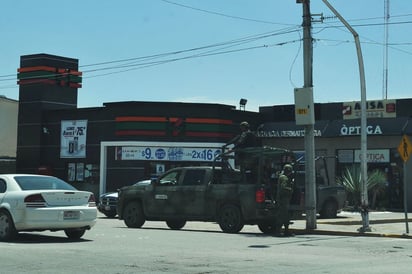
[0,97,18,157]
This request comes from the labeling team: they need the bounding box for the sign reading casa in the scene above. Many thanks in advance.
[342,99,396,119]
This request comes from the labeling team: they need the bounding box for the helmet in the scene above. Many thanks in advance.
[240,121,249,128]
[283,164,293,172]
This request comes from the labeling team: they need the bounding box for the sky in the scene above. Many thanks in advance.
[1,0,411,112]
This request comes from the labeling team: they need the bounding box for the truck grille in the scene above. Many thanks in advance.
[100,196,117,206]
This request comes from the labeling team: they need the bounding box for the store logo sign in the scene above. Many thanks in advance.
[342,99,396,119]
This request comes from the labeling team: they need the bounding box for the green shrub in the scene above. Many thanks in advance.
[337,166,387,210]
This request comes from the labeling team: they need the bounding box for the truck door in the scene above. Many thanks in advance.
[145,169,182,217]
[176,169,207,217]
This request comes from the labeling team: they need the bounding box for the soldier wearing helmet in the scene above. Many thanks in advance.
[282,164,293,174]
[224,121,257,150]
[275,163,295,236]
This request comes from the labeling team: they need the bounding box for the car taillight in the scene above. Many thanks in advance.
[24,194,47,208]
[88,194,97,207]
[255,188,265,203]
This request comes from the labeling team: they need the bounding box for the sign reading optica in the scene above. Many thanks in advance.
[115,146,222,162]
[354,149,390,163]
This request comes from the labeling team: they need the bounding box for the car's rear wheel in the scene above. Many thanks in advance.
[166,220,186,230]
[64,228,86,240]
[123,201,145,228]
[0,210,17,242]
[218,204,244,233]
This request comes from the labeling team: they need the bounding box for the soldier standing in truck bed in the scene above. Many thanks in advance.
[223,121,258,181]
[225,121,257,149]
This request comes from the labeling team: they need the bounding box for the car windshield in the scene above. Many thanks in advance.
[14,176,77,191]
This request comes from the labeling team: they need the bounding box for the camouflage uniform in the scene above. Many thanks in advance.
[276,164,294,236]
[224,121,257,182]
[225,121,257,149]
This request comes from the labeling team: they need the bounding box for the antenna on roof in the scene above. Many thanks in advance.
[382,0,390,99]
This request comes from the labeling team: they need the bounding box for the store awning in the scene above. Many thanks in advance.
[257,118,412,138]
[257,120,328,138]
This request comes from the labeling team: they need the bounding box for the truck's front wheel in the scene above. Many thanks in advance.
[123,201,145,228]
[166,220,186,230]
[218,204,244,233]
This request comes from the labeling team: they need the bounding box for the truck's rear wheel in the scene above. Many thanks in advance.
[218,204,244,233]
[166,220,186,230]
[320,200,338,219]
[258,221,277,234]
[123,201,145,228]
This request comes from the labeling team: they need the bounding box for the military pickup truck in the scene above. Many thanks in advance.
[117,147,346,234]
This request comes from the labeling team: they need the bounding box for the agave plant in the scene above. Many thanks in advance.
[336,166,387,210]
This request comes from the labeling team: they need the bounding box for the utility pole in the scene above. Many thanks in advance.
[298,0,317,230]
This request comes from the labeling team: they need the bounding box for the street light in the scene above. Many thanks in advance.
[322,0,370,232]
[239,98,247,111]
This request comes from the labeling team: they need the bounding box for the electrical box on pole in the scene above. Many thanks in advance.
[294,87,315,125]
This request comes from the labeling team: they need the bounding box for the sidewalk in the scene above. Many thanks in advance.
[291,211,412,239]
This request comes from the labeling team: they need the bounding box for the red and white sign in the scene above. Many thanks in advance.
[342,99,396,119]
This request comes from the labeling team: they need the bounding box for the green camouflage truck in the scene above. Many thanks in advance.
[117,146,346,234]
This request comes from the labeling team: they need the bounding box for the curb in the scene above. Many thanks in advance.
[318,218,411,226]
[290,228,412,239]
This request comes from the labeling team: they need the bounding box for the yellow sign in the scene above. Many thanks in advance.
[296,108,308,115]
[398,135,412,162]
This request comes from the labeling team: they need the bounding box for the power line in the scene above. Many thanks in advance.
[80,26,299,68]
[346,12,412,22]
[313,19,412,30]
[312,17,412,57]
[159,0,296,26]
[2,4,412,89]
[0,39,301,89]
[82,27,300,72]
[0,27,301,83]
[314,38,412,56]
[83,39,302,80]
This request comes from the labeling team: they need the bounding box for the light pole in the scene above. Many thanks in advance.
[321,0,370,231]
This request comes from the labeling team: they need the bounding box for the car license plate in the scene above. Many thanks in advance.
[64,211,80,220]
[105,206,111,211]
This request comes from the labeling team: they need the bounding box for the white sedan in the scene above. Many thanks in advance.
[0,174,97,241]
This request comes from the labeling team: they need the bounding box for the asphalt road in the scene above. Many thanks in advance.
[1,213,411,273]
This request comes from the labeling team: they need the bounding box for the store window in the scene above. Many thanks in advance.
[67,162,90,183]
